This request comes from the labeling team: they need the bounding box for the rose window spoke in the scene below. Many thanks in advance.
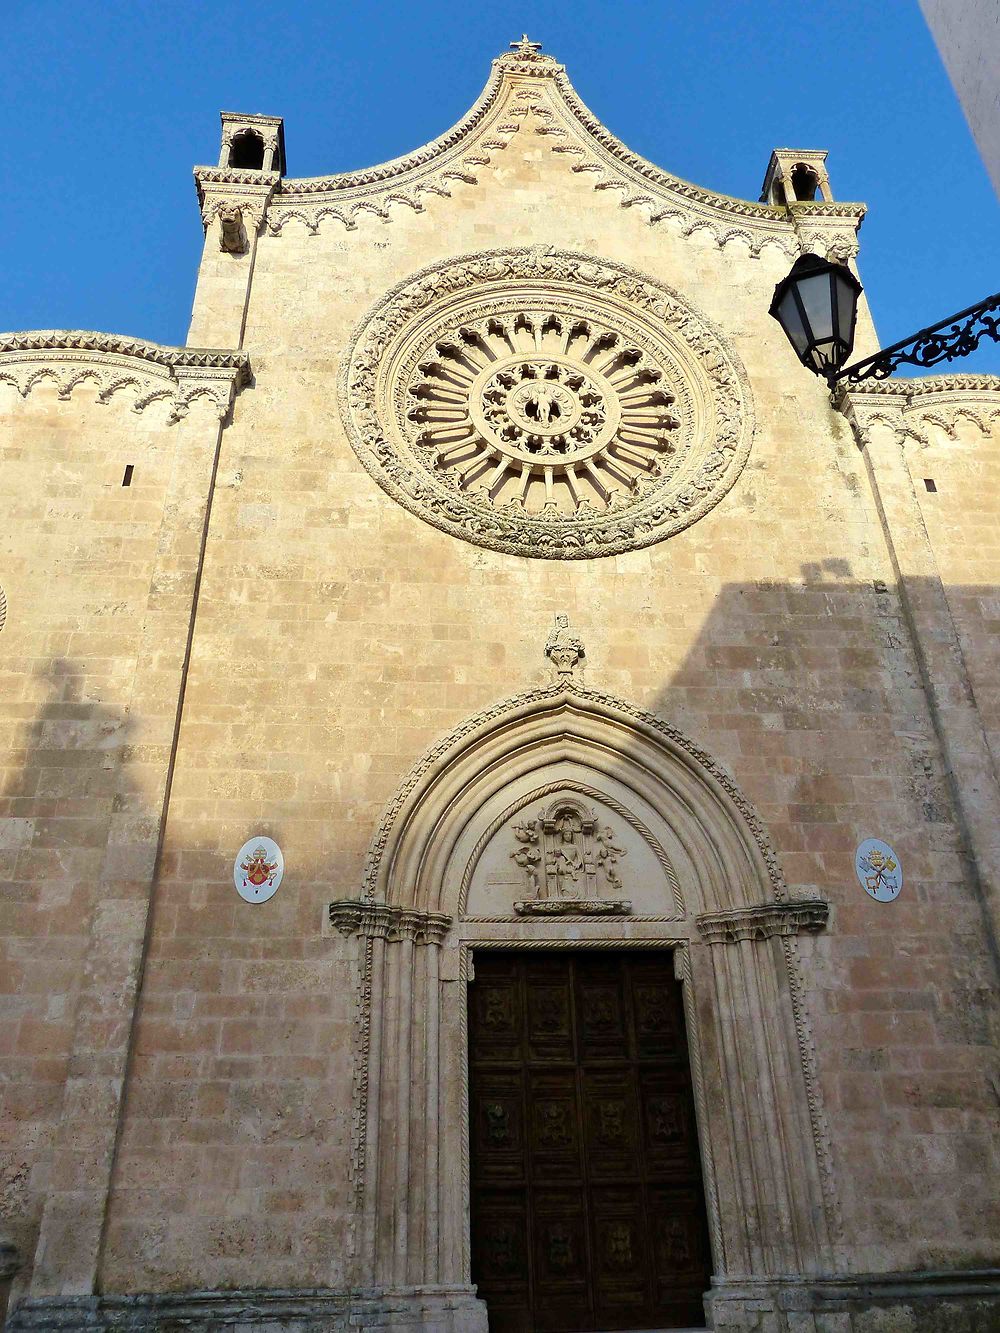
[406,316,681,516]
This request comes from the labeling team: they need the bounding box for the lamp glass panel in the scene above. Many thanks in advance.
[777,289,810,355]
[795,273,835,345]
[834,272,858,346]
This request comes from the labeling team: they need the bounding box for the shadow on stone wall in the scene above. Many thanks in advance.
[1,656,137,1310]
[3,567,1000,1327]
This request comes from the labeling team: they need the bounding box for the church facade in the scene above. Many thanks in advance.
[1,38,999,1333]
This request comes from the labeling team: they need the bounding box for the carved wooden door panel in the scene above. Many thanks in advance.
[469,951,711,1332]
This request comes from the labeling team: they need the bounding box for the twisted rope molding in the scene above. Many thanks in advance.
[783,935,844,1247]
[673,945,726,1272]
[457,778,683,917]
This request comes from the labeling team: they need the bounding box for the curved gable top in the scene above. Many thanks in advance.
[259,41,866,253]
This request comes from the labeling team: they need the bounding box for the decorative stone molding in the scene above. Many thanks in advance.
[514,896,631,917]
[0,331,250,420]
[195,169,280,237]
[341,246,754,559]
[329,899,452,945]
[696,898,829,944]
[0,584,6,634]
[838,373,1000,451]
[253,41,862,257]
[516,71,863,259]
[782,934,844,1243]
[362,682,788,908]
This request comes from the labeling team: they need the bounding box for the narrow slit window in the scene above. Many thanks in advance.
[924,478,937,493]
[122,464,134,487]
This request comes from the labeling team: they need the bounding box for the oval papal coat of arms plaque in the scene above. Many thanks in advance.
[855,838,902,902]
[234,835,284,904]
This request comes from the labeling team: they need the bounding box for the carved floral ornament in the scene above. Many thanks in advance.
[340,247,754,558]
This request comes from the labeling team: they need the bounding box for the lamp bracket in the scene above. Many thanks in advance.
[837,291,1000,386]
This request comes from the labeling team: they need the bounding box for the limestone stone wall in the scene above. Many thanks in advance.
[0,381,180,1278]
[0,349,245,1305]
[907,407,1000,772]
[102,63,998,1300]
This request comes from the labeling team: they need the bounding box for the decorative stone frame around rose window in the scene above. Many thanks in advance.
[339,247,755,559]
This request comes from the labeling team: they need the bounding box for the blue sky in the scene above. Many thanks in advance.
[5,1,999,374]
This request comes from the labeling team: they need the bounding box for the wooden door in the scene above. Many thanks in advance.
[469,951,710,1332]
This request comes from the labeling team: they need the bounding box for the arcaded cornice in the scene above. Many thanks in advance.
[0,330,251,421]
[838,373,1000,448]
[252,45,865,258]
[838,372,1000,399]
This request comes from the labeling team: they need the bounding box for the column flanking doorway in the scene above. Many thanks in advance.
[468,949,711,1332]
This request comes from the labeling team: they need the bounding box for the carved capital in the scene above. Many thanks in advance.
[695,898,829,945]
[329,899,452,945]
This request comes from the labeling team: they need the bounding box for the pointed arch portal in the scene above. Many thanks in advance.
[329,686,835,1332]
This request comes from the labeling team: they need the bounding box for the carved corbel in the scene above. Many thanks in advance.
[695,898,829,945]
[169,364,243,425]
[329,899,452,945]
[218,205,247,254]
[836,387,908,454]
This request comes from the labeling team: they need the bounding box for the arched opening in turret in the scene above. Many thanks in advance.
[791,163,820,202]
[229,131,265,170]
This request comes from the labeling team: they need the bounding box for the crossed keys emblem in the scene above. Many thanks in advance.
[855,840,902,901]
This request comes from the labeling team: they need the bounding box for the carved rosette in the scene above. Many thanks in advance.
[340,248,754,558]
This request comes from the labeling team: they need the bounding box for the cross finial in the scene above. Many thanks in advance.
[510,33,542,55]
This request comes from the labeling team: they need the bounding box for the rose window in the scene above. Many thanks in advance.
[341,248,753,559]
[407,322,683,514]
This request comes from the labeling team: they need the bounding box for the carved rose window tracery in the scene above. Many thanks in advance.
[410,323,681,515]
[341,248,754,559]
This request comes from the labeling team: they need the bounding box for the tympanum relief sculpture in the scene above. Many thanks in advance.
[510,798,631,915]
[462,780,684,919]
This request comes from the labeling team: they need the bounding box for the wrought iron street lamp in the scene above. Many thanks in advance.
[770,253,1000,390]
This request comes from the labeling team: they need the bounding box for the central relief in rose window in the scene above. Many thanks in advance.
[341,249,753,558]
